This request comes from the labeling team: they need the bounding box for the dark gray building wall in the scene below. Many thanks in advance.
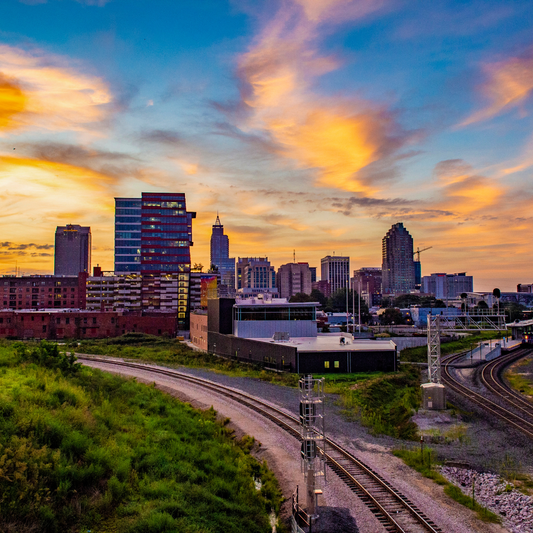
[54,225,91,276]
[207,297,235,334]
[207,332,297,371]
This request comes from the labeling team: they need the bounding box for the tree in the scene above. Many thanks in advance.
[420,296,446,308]
[393,294,421,308]
[289,292,315,303]
[380,308,405,326]
[208,264,219,273]
[191,263,204,272]
[326,288,371,323]
[477,300,489,310]
[310,289,327,308]
[493,288,501,315]
[503,302,525,322]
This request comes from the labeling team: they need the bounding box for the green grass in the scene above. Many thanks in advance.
[393,447,501,524]
[400,331,503,363]
[504,355,533,398]
[0,341,283,533]
[315,366,422,440]
[76,333,300,387]
[79,336,421,439]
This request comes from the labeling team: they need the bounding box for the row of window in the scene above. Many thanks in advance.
[115,232,141,239]
[142,232,189,239]
[115,224,142,231]
[116,200,141,208]
[142,201,185,208]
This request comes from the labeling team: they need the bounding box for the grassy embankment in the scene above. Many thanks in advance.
[78,334,421,440]
[393,448,501,524]
[77,333,299,387]
[0,340,283,533]
[400,331,503,363]
[504,355,533,398]
[313,366,422,440]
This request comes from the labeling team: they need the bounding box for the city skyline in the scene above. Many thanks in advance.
[1,0,533,291]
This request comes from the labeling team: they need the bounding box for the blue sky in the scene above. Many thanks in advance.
[1,0,533,290]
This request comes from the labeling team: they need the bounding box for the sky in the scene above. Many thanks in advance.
[1,0,533,291]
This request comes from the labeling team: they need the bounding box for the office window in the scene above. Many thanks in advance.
[334,361,340,368]
[324,361,330,369]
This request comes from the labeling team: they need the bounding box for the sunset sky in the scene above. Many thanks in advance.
[1,0,533,291]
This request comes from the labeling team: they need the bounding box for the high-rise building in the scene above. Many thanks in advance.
[54,225,91,276]
[320,256,350,294]
[114,198,142,273]
[381,222,415,295]
[276,263,312,299]
[236,257,276,292]
[309,267,317,283]
[352,267,382,306]
[422,273,473,300]
[113,192,195,329]
[210,214,235,290]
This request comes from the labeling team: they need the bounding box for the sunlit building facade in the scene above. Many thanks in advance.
[320,256,350,294]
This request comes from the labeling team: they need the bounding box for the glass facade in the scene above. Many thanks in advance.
[114,193,195,330]
[114,198,141,273]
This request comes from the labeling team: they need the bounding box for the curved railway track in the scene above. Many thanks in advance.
[442,346,533,440]
[78,355,441,533]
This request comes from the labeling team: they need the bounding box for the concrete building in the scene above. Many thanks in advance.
[382,223,415,295]
[210,214,235,290]
[276,262,312,299]
[517,284,533,293]
[54,225,91,276]
[86,268,142,312]
[1,274,87,310]
[321,256,350,294]
[421,272,473,300]
[236,257,276,292]
[114,192,196,329]
[309,267,317,283]
[352,267,382,306]
[199,297,397,374]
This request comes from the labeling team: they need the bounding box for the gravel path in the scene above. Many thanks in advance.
[81,357,510,533]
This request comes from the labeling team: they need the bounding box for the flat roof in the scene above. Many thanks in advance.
[234,299,319,307]
[508,319,533,327]
[250,335,396,353]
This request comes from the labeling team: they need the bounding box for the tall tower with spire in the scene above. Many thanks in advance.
[210,214,235,290]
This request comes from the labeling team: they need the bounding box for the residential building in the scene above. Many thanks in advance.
[0,274,87,310]
[352,267,382,306]
[421,273,474,300]
[54,225,91,276]
[236,257,276,291]
[114,198,141,273]
[381,223,415,294]
[276,262,312,299]
[209,214,235,290]
[114,192,196,329]
[320,256,350,294]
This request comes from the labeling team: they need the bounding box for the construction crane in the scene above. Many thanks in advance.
[414,246,432,262]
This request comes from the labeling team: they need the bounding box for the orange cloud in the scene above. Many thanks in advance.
[236,0,402,195]
[0,76,27,130]
[461,53,533,126]
[0,44,111,133]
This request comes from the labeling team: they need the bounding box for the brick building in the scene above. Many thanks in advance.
[0,309,176,340]
[0,274,87,310]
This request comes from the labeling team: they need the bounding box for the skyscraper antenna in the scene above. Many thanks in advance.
[293,249,296,263]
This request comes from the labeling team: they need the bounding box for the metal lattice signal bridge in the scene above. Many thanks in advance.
[299,375,326,520]
[427,314,441,384]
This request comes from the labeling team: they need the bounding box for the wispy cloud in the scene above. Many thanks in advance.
[460,50,533,126]
[0,44,112,134]
[230,0,410,194]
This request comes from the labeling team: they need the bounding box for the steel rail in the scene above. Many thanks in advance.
[481,348,533,414]
[441,348,533,440]
[77,354,441,533]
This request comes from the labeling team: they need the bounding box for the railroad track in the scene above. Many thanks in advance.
[78,355,442,533]
[442,346,533,440]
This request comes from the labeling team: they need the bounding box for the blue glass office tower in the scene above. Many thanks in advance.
[114,193,195,330]
[114,198,142,273]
